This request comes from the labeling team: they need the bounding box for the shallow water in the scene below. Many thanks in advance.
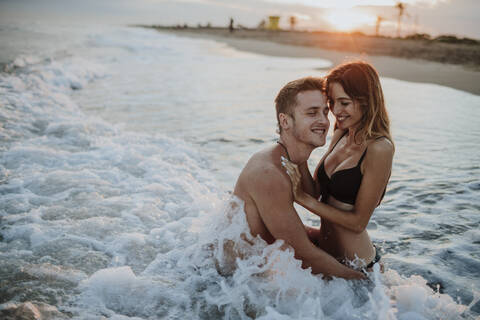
[0,22,479,319]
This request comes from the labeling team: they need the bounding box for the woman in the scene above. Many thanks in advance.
[282,61,394,271]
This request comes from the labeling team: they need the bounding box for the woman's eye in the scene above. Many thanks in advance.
[341,102,349,106]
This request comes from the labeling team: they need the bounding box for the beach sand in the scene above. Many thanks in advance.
[150,27,480,95]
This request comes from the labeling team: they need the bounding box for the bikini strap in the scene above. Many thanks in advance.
[358,147,368,165]
[331,130,348,151]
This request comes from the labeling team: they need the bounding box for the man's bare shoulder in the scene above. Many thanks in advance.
[235,146,290,195]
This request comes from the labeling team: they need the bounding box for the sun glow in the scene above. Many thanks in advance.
[324,10,374,31]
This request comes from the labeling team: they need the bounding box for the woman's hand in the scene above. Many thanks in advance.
[281,156,305,202]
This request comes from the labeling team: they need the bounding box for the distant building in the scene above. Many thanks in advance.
[267,16,280,30]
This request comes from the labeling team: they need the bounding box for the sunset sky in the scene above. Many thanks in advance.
[1,0,478,39]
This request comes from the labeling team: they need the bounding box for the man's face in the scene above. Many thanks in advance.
[290,90,330,147]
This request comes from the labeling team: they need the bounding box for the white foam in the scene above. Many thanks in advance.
[73,196,470,319]
[384,271,468,319]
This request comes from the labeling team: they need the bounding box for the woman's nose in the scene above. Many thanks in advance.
[332,103,341,116]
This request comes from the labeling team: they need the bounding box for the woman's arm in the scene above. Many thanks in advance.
[285,138,394,233]
[298,161,317,198]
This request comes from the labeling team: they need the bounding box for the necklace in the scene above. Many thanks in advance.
[277,141,291,161]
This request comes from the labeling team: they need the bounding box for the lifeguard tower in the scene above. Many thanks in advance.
[267,16,280,30]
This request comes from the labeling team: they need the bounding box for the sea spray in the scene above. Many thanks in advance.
[74,193,469,319]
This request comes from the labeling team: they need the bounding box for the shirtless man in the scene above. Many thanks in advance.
[233,77,364,279]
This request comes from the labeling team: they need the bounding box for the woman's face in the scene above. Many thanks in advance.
[329,82,363,131]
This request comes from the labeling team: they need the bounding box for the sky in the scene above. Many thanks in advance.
[1,0,479,39]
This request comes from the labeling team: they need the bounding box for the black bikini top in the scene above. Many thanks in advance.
[317,132,386,205]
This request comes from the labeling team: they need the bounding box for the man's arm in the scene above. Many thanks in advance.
[248,165,364,279]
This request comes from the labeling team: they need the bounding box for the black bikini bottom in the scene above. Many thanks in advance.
[365,244,381,269]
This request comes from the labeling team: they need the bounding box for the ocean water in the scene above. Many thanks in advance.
[1,22,479,319]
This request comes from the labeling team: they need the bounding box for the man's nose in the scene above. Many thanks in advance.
[317,113,329,125]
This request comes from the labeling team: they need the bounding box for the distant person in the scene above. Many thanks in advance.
[229,18,234,33]
[233,77,364,279]
[257,19,266,30]
[289,16,296,30]
[283,61,394,271]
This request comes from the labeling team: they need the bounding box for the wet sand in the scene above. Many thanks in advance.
[150,27,480,95]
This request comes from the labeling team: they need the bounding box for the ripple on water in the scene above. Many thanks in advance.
[412,229,445,241]
[413,192,444,204]
[468,182,480,191]
[437,223,470,236]
[435,248,480,278]
[396,203,419,210]
[248,138,264,144]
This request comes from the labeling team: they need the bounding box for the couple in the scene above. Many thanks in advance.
[233,61,394,280]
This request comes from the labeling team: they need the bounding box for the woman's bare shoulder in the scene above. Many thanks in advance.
[368,137,394,156]
[368,137,395,154]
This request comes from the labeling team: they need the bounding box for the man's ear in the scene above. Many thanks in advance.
[278,113,292,131]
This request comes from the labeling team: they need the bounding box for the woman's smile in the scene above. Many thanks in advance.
[336,115,349,122]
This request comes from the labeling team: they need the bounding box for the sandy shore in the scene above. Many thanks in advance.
[149,27,480,95]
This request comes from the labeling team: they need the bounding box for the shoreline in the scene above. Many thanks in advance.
[148,27,480,95]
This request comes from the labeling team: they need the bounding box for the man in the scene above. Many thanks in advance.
[233,77,364,279]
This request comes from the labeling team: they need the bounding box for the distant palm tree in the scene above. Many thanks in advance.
[395,2,406,37]
[375,15,384,37]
